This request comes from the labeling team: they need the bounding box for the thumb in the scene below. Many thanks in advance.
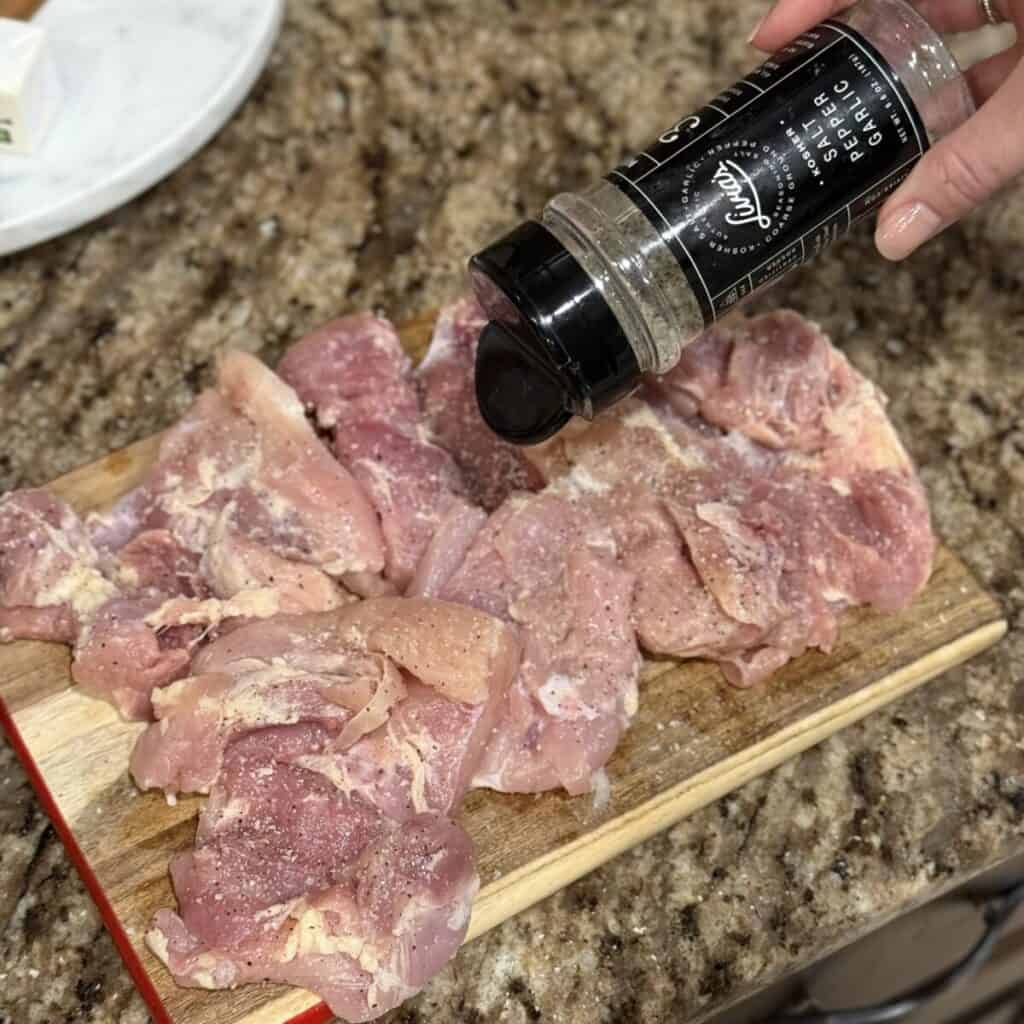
[875,58,1024,260]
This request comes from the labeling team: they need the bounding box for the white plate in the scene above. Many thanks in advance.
[0,0,284,257]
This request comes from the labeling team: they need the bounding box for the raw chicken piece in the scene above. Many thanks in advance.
[524,312,934,685]
[648,313,908,462]
[274,313,418,433]
[532,425,784,683]
[90,352,383,597]
[129,652,404,797]
[0,492,201,718]
[271,816,476,1021]
[405,503,487,599]
[0,489,114,644]
[296,676,505,820]
[608,489,761,663]
[198,518,347,615]
[108,529,205,598]
[193,597,521,706]
[147,596,513,1018]
[149,741,477,1024]
[279,314,477,592]
[416,297,544,511]
[73,598,200,720]
[648,312,935,615]
[654,309,851,452]
[131,597,518,797]
[219,351,385,577]
[152,725,392,951]
[441,492,640,795]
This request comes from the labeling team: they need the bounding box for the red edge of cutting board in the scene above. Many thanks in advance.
[0,697,332,1024]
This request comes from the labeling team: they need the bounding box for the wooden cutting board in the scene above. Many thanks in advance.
[0,311,1007,1024]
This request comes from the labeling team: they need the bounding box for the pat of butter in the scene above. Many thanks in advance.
[0,18,63,156]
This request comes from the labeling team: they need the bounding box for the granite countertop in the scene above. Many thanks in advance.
[2,2,1023,1022]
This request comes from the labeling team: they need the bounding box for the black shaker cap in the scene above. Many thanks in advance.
[475,322,571,445]
[469,220,640,445]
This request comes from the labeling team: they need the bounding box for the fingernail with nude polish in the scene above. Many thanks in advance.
[875,202,943,261]
[747,11,769,44]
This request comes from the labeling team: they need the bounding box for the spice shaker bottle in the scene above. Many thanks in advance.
[469,0,974,445]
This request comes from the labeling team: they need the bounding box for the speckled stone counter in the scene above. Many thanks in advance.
[1,3,1023,1022]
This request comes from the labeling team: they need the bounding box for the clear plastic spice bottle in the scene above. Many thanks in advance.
[469,0,974,444]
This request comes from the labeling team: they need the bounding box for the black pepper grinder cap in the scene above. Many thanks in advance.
[468,220,640,445]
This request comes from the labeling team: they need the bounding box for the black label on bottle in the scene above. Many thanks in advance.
[607,21,929,325]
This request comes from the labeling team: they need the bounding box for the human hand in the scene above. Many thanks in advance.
[749,0,1023,259]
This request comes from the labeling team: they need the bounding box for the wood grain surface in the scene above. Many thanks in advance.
[0,312,1007,1024]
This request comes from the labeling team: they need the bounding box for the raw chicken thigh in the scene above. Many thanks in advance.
[0,489,198,718]
[440,492,640,796]
[278,314,482,593]
[152,769,477,1024]
[523,311,934,684]
[92,350,385,598]
[140,599,518,1021]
